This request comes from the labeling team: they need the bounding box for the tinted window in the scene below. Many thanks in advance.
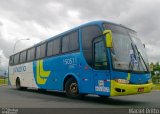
[69,32,79,51]
[47,41,53,56]
[27,48,35,61]
[62,31,79,53]
[53,38,60,55]
[30,48,35,60]
[9,56,14,65]
[47,38,61,56]
[27,49,31,61]
[82,25,102,67]
[62,35,69,53]
[14,54,19,64]
[36,43,46,59]
[36,46,41,59]
[20,51,27,63]
[40,43,46,58]
[94,39,107,70]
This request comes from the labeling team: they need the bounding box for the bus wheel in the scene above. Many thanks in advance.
[16,78,21,90]
[65,78,80,98]
[99,95,109,99]
[16,78,27,90]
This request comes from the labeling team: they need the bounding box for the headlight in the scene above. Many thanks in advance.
[115,79,129,84]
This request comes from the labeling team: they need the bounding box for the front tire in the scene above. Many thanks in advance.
[65,78,81,98]
[99,95,109,99]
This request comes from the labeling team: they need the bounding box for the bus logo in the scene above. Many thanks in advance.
[36,60,51,85]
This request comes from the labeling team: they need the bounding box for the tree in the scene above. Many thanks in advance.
[150,62,160,84]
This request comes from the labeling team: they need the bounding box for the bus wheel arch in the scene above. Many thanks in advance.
[16,77,21,90]
[15,77,27,90]
[63,75,81,98]
[63,75,78,90]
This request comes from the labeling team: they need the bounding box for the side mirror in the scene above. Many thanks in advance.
[103,30,113,48]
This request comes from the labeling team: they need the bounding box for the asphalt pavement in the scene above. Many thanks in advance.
[0,86,160,108]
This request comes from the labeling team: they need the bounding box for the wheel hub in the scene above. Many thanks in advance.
[69,83,78,93]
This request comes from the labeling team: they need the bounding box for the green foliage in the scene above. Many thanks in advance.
[152,75,160,84]
[150,62,160,84]
[153,84,160,90]
[0,78,8,85]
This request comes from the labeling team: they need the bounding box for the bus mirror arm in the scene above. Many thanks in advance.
[103,30,113,48]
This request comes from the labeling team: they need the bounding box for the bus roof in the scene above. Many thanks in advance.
[10,20,135,56]
[36,20,110,44]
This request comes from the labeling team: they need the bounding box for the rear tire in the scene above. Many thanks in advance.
[65,78,81,98]
[16,78,21,90]
[16,78,27,90]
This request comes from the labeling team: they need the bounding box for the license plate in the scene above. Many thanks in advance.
[138,88,144,92]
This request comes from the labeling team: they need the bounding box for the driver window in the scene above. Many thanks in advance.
[94,38,107,70]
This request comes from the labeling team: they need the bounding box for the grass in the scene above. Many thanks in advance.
[0,78,8,85]
[153,84,160,90]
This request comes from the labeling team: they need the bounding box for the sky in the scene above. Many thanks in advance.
[0,0,160,70]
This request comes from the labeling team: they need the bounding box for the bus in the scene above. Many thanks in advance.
[8,20,153,98]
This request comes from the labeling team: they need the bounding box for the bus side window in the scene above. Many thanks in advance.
[27,49,31,61]
[94,39,107,70]
[40,43,46,58]
[47,41,53,56]
[36,43,46,59]
[62,31,79,53]
[9,56,14,65]
[69,31,79,51]
[14,53,20,65]
[82,25,102,68]
[62,35,70,53]
[47,38,60,57]
[53,38,60,55]
[27,47,35,61]
[20,51,27,63]
[30,48,35,60]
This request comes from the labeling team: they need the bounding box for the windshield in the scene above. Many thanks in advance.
[129,32,149,72]
[103,23,149,72]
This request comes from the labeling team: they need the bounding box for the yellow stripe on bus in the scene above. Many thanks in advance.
[36,60,51,85]
[127,73,131,81]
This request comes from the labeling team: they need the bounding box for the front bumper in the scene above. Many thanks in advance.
[111,80,153,96]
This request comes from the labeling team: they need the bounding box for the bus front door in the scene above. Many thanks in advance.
[93,37,110,96]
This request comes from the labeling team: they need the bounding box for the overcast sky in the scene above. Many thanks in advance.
[0,0,160,70]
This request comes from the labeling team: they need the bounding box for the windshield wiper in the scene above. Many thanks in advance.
[129,60,133,72]
[134,45,149,72]
[129,43,136,72]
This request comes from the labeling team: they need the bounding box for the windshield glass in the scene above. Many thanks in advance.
[103,23,149,72]
[129,32,149,71]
